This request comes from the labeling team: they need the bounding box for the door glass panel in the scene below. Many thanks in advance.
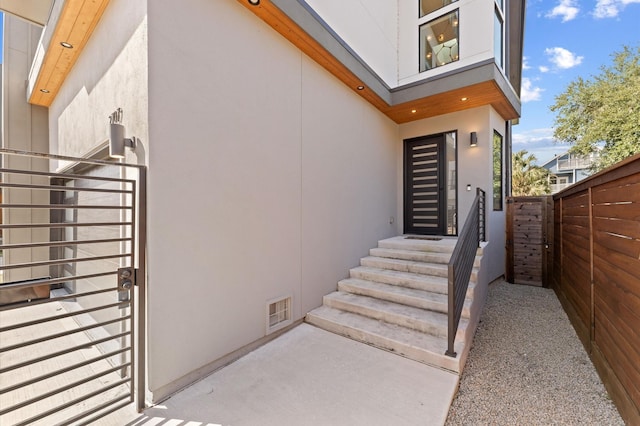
[445,132,457,235]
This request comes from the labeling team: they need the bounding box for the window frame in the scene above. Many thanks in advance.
[418,8,461,73]
[493,130,504,211]
[419,0,459,19]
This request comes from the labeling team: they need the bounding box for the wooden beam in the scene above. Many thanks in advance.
[29,0,110,107]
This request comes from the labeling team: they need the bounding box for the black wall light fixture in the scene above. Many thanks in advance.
[470,132,478,147]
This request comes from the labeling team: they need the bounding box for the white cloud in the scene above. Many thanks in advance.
[512,128,555,146]
[512,129,569,164]
[547,0,580,21]
[522,57,531,70]
[593,0,640,18]
[545,47,583,69]
[521,78,544,102]
[539,65,550,73]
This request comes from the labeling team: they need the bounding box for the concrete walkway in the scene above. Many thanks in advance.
[117,324,458,426]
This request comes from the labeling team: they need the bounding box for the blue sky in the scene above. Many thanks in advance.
[516,0,640,165]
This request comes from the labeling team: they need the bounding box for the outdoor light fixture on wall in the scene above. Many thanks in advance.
[470,132,478,147]
[109,108,137,159]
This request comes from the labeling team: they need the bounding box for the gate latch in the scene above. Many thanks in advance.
[118,267,136,303]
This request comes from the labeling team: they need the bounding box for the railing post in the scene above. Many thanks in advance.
[445,264,456,357]
[446,188,484,358]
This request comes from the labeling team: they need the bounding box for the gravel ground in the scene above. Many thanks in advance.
[446,280,624,426]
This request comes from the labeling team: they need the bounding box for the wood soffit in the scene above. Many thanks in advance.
[238,0,520,124]
[28,0,520,124]
[29,0,111,107]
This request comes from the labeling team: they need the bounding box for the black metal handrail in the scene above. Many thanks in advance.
[445,188,485,357]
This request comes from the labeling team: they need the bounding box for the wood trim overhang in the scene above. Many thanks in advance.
[28,0,110,107]
[27,0,522,124]
[238,0,521,124]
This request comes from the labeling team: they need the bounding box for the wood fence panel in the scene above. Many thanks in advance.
[552,153,640,424]
[560,190,591,336]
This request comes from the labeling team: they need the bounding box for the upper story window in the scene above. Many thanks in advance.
[420,0,458,18]
[419,10,459,72]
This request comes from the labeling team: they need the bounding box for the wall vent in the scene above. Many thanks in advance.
[266,296,292,334]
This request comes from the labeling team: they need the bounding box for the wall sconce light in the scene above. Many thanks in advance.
[109,108,137,158]
[470,132,478,147]
[467,184,472,191]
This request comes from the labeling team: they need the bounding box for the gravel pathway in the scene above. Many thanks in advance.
[446,280,624,425]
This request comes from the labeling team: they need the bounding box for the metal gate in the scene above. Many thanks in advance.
[0,149,146,425]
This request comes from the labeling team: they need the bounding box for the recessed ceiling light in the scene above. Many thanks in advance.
[461,97,468,101]
[248,0,260,5]
[60,41,73,48]
[40,89,50,93]
[411,109,417,114]
[357,85,365,90]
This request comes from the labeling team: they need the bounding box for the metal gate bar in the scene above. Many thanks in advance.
[0,148,146,425]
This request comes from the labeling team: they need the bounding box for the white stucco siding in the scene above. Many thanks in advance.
[398,0,495,86]
[147,0,399,397]
[305,0,398,87]
[48,0,148,160]
[300,55,399,315]
[305,0,496,87]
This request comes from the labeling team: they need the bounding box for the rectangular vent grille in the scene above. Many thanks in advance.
[267,297,291,333]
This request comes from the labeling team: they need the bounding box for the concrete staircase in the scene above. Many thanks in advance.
[306,236,483,374]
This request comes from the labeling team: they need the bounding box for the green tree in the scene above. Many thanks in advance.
[512,150,550,196]
[550,45,640,171]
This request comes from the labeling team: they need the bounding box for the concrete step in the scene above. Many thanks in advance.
[338,278,471,318]
[377,236,457,253]
[305,306,464,373]
[322,291,468,340]
[369,247,481,268]
[350,266,476,298]
[360,256,478,283]
[378,236,485,256]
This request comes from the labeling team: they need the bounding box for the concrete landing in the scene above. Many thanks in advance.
[119,324,459,426]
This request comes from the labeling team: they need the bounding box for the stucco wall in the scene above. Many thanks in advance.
[48,0,148,161]
[303,0,496,87]
[399,0,495,86]
[304,0,398,87]
[146,0,399,399]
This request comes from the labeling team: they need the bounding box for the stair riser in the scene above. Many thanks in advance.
[377,238,485,256]
[370,248,450,264]
[306,313,462,373]
[377,239,456,254]
[323,295,449,338]
[350,269,446,294]
[369,248,481,268]
[360,257,478,282]
[338,281,472,319]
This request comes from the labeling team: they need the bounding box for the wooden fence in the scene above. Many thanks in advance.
[552,153,640,424]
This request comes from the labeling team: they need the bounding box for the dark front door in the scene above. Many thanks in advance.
[404,135,446,235]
